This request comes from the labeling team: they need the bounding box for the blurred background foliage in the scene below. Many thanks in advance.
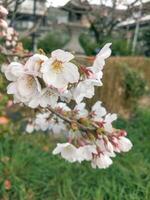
[20,30,70,54]
[20,25,150,57]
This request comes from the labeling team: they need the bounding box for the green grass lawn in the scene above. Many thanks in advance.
[0,108,150,200]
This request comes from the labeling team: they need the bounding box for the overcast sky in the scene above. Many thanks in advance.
[46,0,150,8]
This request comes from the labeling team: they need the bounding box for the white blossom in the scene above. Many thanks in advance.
[91,154,113,169]
[91,101,107,121]
[41,49,79,89]
[73,79,95,104]
[0,18,8,29]
[52,143,78,163]
[74,103,88,118]
[96,138,116,157]
[113,136,133,153]
[104,113,117,133]
[24,54,48,76]
[50,118,66,135]
[4,62,24,81]
[56,102,71,112]
[34,112,50,131]
[92,43,112,72]
[0,5,8,16]
[77,145,97,162]
[7,74,41,104]
[28,88,58,108]
[26,123,34,133]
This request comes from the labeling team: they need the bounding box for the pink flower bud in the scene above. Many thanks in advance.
[0,5,8,17]
[0,19,8,29]
[0,116,9,125]
[4,179,11,190]
[7,100,13,108]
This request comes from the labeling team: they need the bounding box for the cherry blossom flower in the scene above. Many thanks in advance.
[25,54,48,76]
[0,6,8,17]
[74,103,88,119]
[52,143,78,163]
[112,136,133,153]
[77,145,97,162]
[0,18,8,29]
[28,88,58,108]
[26,123,35,133]
[91,154,113,169]
[4,62,24,81]
[92,43,112,72]
[104,113,117,133]
[50,117,67,135]
[73,79,95,104]
[96,138,116,157]
[7,74,41,104]
[56,102,71,112]
[91,101,107,121]
[34,112,50,131]
[41,49,79,89]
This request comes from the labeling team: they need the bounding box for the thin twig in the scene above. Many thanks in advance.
[47,107,96,132]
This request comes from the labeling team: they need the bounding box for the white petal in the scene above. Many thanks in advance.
[118,137,133,152]
[98,43,112,59]
[7,82,17,94]
[73,80,95,104]
[25,54,48,73]
[63,62,79,83]
[51,49,74,62]
[5,62,24,81]
[17,75,39,98]
[105,113,117,124]
[97,154,113,169]
[92,101,107,120]
[93,43,112,71]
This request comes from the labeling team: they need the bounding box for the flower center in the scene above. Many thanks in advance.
[52,60,63,73]
[27,76,35,89]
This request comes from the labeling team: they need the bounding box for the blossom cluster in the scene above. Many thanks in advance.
[3,43,133,169]
[0,5,8,36]
[0,5,18,47]
[26,101,132,169]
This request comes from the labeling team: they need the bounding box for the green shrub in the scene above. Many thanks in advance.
[79,33,98,55]
[19,37,32,51]
[80,33,132,56]
[37,30,69,53]
[123,65,147,100]
[140,26,150,56]
[111,39,132,56]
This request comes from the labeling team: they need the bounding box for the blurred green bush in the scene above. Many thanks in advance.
[20,37,32,51]
[123,65,147,100]
[79,33,132,56]
[37,30,69,53]
[140,26,150,57]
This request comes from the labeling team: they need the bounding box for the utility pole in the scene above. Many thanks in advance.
[32,0,37,52]
[132,2,143,55]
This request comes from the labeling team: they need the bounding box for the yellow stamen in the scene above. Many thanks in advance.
[52,60,63,73]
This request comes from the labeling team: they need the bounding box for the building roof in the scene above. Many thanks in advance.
[118,14,150,28]
[9,0,47,16]
[63,0,91,13]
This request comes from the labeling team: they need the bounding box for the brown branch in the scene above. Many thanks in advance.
[47,107,96,132]
[0,51,33,58]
